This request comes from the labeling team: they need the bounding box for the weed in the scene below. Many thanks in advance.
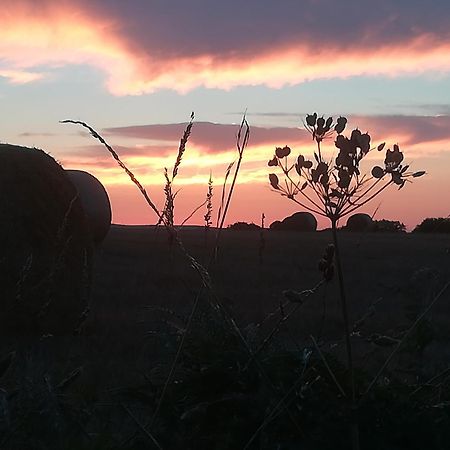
[268,113,425,450]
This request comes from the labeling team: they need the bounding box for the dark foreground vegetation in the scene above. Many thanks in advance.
[1,226,450,449]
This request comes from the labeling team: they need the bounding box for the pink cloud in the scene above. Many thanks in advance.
[2,1,450,94]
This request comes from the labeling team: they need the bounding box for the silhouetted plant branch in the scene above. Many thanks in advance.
[267,112,425,450]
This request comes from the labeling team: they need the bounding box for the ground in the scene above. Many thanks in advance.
[2,226,450,449]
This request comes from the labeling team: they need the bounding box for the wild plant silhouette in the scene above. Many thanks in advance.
[268,113,425,450]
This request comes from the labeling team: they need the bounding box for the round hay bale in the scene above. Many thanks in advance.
[0,144,92,336]
[279,212,317,231]
[66,170,111,244]
[346,213,373,231]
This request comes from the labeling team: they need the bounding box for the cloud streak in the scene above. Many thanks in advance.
[2,1,450,94]
[105,115,450,154]
[57,114,450,192]
[104,122,308,153]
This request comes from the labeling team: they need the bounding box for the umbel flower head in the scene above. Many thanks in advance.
[268,114,425,223]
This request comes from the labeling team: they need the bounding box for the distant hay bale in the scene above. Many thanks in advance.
[269,220,283,231]
[66,170,111,243]
[270,212,317,231]
[0,144,92,336]
[345,213,374,232]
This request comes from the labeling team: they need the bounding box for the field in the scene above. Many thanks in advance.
[91,225,449,338]
[2,225,450,449]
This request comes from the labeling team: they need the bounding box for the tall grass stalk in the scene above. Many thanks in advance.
[204,172,213,248]
[214,115,249,259]
[64,116,306,444]
[157,112,195,230]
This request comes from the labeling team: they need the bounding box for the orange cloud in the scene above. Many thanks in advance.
[0,1,139,92]
[2,2,450,94]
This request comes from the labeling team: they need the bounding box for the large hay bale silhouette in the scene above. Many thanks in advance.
[66,170,111,243]
[0,144,92,336]
[270,212,317,231]
[345,213,374,231]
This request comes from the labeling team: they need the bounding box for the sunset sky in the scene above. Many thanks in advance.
[2,0,450,230]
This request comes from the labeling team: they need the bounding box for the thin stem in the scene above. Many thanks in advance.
[61,120,162,221]
[340,180,393,217]
[310,335,346,397]
[243,361,310,449]
[284,169,326,212]
[150,287,204,427]
[177,199,207,228]
[351,176,382,201]
[363,280,450,399]
[123,405,163,450]
[331,220,360,450]
[289,196,328,217]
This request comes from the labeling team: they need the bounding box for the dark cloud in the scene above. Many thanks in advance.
[19,132,56,137]
[82,0,450,59]
[105,122,309,153]
[408,104,450,115]
[227,112,303,119]
[105,115,450,153]
[349,114,450,145]
[58,115,450,173]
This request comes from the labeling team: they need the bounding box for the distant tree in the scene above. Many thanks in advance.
[373,219,406,233]
[414,217,450,233]
[228,221,261,231]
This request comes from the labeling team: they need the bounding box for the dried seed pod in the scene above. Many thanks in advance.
[371,166,384,179]
[269,173,280,189]
[316,162,328,174]
[275,145,291,158]
[268,156,278,167]
[335,116,347,134]
[306,113,317,126]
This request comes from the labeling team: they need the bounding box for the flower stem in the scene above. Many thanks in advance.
[331,219,360,450]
